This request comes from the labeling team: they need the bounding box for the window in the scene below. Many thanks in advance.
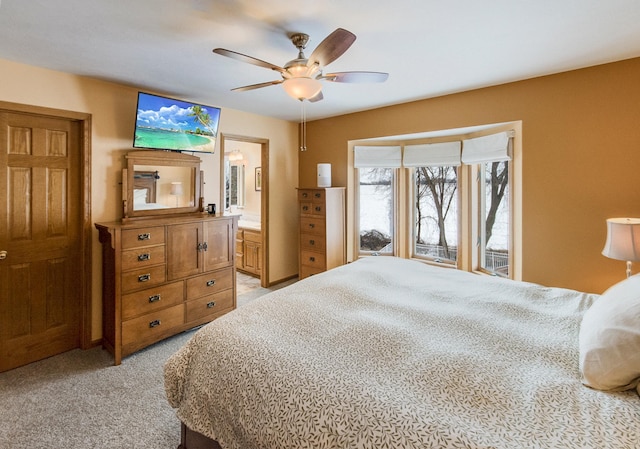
[479,160,510,276]
[358,168,395,254]
[463,132,513,277]
[352,128,516,278]
[354,145,401,255]
[414,166,459,264]
[404,140,463,265]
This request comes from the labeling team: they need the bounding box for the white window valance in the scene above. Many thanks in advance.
[354,145,402,168]
[461,131,513,164]
[403,141,462,167]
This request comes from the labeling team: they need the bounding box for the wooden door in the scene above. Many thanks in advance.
[0,112,82,372]
[167,222,202,280]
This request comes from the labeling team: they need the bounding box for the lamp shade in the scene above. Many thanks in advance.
[602,218,640,261]
[282,77,322,101]
[170,182,183,196]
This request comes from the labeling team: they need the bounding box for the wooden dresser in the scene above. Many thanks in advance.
[298,187,346,279]
[95,214,237,365]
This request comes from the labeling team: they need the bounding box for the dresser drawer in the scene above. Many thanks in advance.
[244,229,261,243]
[122,280,184,320]
[121,304,184,348]
[299,202,313,215]
[310,203,325,215]
[122,226,165,249]
[300,250,326,269]
[300,264,325,280]
[121,264,166,293]
[300,216,325,235]
[300,199,325,215]
[298,189,324,202]
[300,233,326,252]
[186,267,233,300]
[121,245,165,271]
[186,289,234,323]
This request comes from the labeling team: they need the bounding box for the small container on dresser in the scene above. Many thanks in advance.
[298,187,346,279]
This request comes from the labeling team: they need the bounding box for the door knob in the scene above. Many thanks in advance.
[0,250,7,260]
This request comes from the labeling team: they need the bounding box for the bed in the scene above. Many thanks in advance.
[133,171,169,210]
[164,256,640,449]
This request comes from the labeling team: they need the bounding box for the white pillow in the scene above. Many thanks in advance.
[579,274,640,391]
[133,188,148,204]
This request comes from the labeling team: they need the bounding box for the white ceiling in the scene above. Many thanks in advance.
[1,0,640,122]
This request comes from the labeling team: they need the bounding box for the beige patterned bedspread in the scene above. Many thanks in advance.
[164,257,640,449]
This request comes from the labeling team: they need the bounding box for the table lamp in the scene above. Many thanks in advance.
[602,217,640,278]
[170,182,183,207]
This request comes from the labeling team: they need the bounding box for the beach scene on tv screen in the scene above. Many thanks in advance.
[135,93,220,152]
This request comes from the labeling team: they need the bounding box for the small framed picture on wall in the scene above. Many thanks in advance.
[255,167,262,191]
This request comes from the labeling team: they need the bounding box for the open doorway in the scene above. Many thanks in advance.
[220,133,269,288]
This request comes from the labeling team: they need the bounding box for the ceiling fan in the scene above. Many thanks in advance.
[213,28,389,102]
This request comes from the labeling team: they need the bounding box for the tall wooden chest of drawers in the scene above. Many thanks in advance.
[95,214,237,365]
[298,187,346,279]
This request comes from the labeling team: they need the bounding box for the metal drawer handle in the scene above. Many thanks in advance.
[309,256,316,262]
[308,223,315,228]
[138,233,150,241]
[138,273,151,282]
[206,279,216,287]
[202,242,208,251]
[302,205,309,211]
[315,206,321,212]
[314,193,321,198]
[149,319,161,328]
[148,294,161,303]
[309,239,315,245]
[302,192,308,198]
[138,253,150,261]
[206,301,216,309]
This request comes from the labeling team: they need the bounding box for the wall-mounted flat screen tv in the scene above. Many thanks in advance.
[133,92,221,153]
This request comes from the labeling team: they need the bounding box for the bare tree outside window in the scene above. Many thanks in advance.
[414,166,458,263]
[481,161,509,275]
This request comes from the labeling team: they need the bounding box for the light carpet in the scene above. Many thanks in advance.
[0,275,296,449]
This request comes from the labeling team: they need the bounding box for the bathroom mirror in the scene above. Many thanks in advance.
[122,150,203,221]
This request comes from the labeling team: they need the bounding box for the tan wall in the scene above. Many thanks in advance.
[0,58,299,341]
[302,57,640,294]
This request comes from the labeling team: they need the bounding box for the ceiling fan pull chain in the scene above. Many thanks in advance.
[300,100,307,152]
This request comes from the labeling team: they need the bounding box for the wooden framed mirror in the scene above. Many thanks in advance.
[122,150,203,221]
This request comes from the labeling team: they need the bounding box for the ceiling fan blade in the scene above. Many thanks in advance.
[322,71,389,83]
[213,48,285,73]
[307,28,356,68]
[308,91,324,103]
[231,80,283,92]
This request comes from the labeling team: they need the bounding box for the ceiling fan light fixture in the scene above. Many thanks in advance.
[213,28,388,103]
[282,77,322,101]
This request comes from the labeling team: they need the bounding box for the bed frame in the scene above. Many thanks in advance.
[133,170,158,203]
[178,423,222,449]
